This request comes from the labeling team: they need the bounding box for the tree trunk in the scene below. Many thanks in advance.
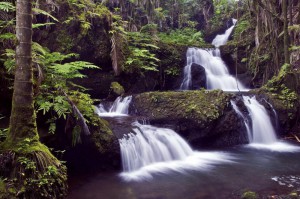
[283,0,290,64]
[7,0,39,143]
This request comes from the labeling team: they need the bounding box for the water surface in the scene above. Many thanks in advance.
[68,144,300,199]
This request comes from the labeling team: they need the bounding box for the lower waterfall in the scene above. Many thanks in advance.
[119,122,233,181]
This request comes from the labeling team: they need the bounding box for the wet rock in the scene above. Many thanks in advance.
[131,90,248,148]
[191,63,206,89]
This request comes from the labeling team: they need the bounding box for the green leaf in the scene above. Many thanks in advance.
[0,2,15,12]
[32,8,59,22]
[32,23,55,29]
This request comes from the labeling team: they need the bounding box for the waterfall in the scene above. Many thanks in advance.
[230,100,252,141]
[242,96,277,144]
[119,122,233,181]
[95,96,132,117]
[119,122,193,172]
[212,19,237,47]
[180,19,247,91]
[231,96,300,151]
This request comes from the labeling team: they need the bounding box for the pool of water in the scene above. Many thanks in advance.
[68,143,300,199]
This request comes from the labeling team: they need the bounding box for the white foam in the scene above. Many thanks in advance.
[119,151,235,181]
[247,142,300,152]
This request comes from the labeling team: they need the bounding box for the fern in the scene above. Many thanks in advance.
[32,8,59,22]
[124,32,160,75]
[37,101,53,115]
[50,61,99,79]
[0,33,15,40]
[0,2,15,12]
[32,23,55,29]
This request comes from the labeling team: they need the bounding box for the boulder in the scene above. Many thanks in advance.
[191,63,206,89]
[131,90,248,148]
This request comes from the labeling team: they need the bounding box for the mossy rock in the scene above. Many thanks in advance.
[110,82,125,97]
[289,191,298,199]
[259,65,300,135]
[241,191,258,199]
[65,113,121,171]
[132,90,248,147]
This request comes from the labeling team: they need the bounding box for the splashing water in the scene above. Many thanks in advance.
[180,19,247,91]
[119,122,234,181]
[96,96,132,117]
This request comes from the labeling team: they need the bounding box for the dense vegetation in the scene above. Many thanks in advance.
[0,0,299,198]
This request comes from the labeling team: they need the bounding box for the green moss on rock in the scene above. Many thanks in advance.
[241,191,258,199]
[110,82,125,96]
[134,90,230,127]
[132,90,246,147]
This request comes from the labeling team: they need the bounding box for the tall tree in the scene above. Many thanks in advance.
[7,0,38,143]
[2,0,68,197]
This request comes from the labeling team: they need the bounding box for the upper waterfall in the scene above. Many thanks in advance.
[212,19,237,47]
[180,19,248,91]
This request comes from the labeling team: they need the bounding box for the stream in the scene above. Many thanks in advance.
[68,18,300,198]
[68,144,300,199]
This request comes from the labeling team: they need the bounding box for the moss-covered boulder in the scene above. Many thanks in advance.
[64,113,121,172]
[258,64,300,136]
[131,90,248,148]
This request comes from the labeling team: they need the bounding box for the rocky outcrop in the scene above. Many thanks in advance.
[60,114,121,172]
[191,63,206,89]
[257,65,300,135]
[131,90,248,148]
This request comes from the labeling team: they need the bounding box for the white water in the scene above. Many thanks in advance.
[212,19,237,47]
[119,122,234,181]
[230,100,252,141]
[242,96,277,144]
[95,96,132,117]
[180,19,247,91]
[232,96,300,152]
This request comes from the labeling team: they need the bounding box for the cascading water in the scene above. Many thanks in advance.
[242,96,277,144]
[212,19,237,47]
[231,96,300,151]
[95,96,132,117]
[119,122,194,172]
[119,122,233,181]
[230,100,252,141]
[180,19,247,91]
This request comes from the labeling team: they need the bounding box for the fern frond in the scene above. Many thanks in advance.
[0,2,15,12]
[33,23,55,29]
[32,8,59,22]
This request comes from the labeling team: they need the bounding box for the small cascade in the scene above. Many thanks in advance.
[231,96,300,151]
[212,19,237,47]
[180,19,247,91]
[119,122,233,181]
[230,100,252,141]
[96,96,132,117]
[242,96,277,144]
[119,122,193,172]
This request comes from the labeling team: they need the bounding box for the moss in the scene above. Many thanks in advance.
[241,191,258,199]
[110,82,125,96]
[289,191,298,198]
[1,138,67,198]
[134,90,231,128]
[88,112,115,153]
